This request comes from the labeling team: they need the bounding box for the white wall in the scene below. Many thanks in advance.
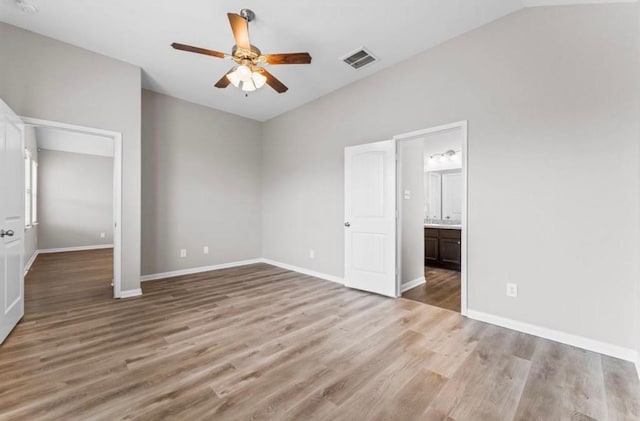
[399,138,425,286]
[0,22,141,291]
[37,149,113,250]
[262,4,640,352]
[23,126,38,267]
[141,90,262,276]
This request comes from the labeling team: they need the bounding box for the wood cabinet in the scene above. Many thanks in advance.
[424,227,461,271]
[424,228,439,265]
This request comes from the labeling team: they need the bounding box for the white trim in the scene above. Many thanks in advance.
[393,120,469,316]
[636,357,640,381]
[119,288,142,299]
[261,259,344,284]
[467,309,638,363]
[20,117,123,299]
[140,258,344,286]
[400,276,426,293]
[38,244,113,254]
[24,250,38,275]
[141,259,263,282]
[523,0,637,7]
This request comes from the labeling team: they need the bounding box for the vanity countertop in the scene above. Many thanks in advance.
[424,224,462,229]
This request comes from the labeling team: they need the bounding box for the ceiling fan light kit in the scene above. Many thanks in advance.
[171,8,311,94]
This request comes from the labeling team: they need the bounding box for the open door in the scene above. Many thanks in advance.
[0,100,25,344]
[344,140,397,297]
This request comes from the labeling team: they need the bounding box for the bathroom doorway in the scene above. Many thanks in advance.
[395,121,467,314]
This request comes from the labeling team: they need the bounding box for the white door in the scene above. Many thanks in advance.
[442,172,462,221]
[0,100,25,344]
[344,140,397,298]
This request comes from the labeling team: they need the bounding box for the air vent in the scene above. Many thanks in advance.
[342,47,377,70]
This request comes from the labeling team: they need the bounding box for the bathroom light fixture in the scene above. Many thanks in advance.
[427,149,461,163]
[16,0,38,14]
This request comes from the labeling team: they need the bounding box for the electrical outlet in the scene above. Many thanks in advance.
[203,246,209,255]
[180,249,187,258]
[100,232,105,238]
[506,283,518,298]
[309,249,315,259]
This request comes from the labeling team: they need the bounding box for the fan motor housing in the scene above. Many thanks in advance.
[232,45,262,61]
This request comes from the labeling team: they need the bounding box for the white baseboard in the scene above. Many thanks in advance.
[467,309,637,363]
[139,258,343,286]
[38,244,114,254]
[119,288,142,299]
[260,259,344,284]
[24,250,39,275]
[400,276,426,293]
[636,356,640,381]
[140,259,263,282]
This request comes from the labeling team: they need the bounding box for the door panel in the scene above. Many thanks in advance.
[425,237,439,265]
[442,172,462,221]
[352,233,386,274]
[0,99,25,345]
[345,140,396,298]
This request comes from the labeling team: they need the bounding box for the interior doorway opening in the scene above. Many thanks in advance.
[395,121,468,315]
[21,117,123,300]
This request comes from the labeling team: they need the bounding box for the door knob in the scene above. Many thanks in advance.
[0,230,15,238]
[344,222,351,227]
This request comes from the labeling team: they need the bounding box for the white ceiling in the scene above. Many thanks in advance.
[35,127,114,157]
[1,0,632,121]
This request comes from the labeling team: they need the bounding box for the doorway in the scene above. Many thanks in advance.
[21,117,123,299]
[395,121,468,315]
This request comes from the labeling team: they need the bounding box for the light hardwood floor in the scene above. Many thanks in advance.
[0,249,638,420]
[402,267,462,312]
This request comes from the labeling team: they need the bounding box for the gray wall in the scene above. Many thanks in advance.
[0,23,141,291]
[23,126,38,267]
[141,90,262,275]
[38,149,113,250]
[399,138,425,286]
[262,4,640,350]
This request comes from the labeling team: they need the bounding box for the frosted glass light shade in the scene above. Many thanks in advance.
[241,79,256,92]
[252,71,267,89]
[226,70,240,87]
[236,65,252,82]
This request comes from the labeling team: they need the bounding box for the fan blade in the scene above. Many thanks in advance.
[171,43,226,59]
[264,53,312,65]
[261,69,288,93]
[227,13,251,50]
[214,68,235,88]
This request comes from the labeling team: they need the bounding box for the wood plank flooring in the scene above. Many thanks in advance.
[0,250,638,420]
[402,267,461,312]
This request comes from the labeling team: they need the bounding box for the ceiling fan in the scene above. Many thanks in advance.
[171,9,312,94]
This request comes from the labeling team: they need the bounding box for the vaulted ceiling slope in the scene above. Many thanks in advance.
[0,0,633,121]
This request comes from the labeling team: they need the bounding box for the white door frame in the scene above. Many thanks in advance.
[20,117,124,299]
[394,120,469,316]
